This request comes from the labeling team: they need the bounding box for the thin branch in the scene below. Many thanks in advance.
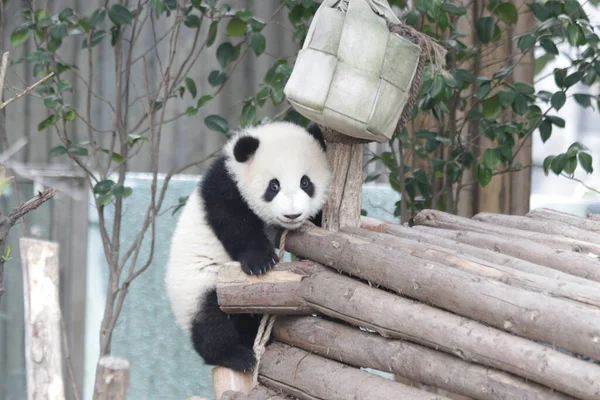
[561,173,600,196]
[0,71,54,110]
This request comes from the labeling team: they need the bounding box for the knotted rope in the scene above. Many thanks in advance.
[251,229,289,386]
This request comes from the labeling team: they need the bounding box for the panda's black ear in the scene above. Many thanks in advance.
[307,123,327,152]
[233,136,260,163]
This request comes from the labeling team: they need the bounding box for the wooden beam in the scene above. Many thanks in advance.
[527,208,600,233]
[259,342,449,400]
[93,356,130,400]
[213,367,252,400]
[220,386,289,400]
[285,225,600,361]
[273,316,573,400]
[20,237,65,400]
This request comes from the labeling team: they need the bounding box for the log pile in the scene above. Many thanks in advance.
[216,208,600,400]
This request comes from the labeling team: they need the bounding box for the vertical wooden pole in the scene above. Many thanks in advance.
[94,356,130,400]
[321,128,368,231]
[212,367,252,400]
[20,238,66,400]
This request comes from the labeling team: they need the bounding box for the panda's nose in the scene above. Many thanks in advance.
[284,213,302,220]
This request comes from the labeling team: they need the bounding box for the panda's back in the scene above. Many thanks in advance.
[165,186,231,331]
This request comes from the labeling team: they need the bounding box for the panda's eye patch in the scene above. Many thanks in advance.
[300,175,315,197]
[263,178,280,202]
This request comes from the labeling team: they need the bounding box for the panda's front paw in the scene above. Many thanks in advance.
[238,247,279,276]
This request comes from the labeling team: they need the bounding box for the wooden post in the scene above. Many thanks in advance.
[212,367,252,400]
[94,356,130,400]
[321,128,369,231]
[20,238,65,400]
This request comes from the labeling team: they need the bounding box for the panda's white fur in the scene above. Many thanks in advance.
[165,121,331,371]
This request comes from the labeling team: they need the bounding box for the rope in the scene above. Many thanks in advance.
[251,229,289,386]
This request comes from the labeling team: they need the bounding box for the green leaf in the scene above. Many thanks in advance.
[546,115,565,127]
[226,17,247,37]
[512,82,535,94]
[240,102,256,127]
[517,33,536,50]
[109,4,133,26]
[94,179,116,194]
[208,70,227,87]
[197,94,213,107]
[477,164,493,186]
[216,42,234,68]
[475,81,492,100]
[185,77,197,99]
[564,155,577,175]
[186,106,198,116]
[566,24,581,46]
[574,93,591,108]
[63,109,76,121]
[495,2,518,24]
[430,75,444,98]
[250,33,266,56]
[579,152,593,173]
[207,21,218,47]
[498,90,516,106]
[82,30,107,48]
[49,145,68,158]
[250,18,266,32]
[481,95,502,120]
[554,68,567,87]
[89,8,107,28]
[59,8,74,21]
[50,23,68,41]
[38,114,58,131]
[475,16,495,44]
[550,153,567,175]
[563,72,584,88]
[511,93,527,115]
[539,119,552,142]
[551,91,566,110]
[543,155,554,175]
[204,115,228,133]
[10,26,30,48]
[540,38,558,55]
[184,14,202,29]
[100,149,125,163]
[96,193,113,206]
[483,148,500,169]
[127,134,149,145]
[441,3,466,15]
[68,144,88,157]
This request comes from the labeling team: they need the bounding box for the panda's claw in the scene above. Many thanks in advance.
[238,247,278,276]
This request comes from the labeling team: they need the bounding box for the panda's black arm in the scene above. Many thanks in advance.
[200,157,278,276]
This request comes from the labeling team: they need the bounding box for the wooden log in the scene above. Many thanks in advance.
[360,216,600,287]
[285,225,600,361]
[527,208,600,233]
[220,386,289,400]
[213,367,253,400]
[474,212,600,244]
[321,129,365,231]
[93,356,130,400]
[412,224,600,283]
[588,212,600,221]
[20,238,65,400]
[259,342,449,400]
[217,261,322,314]
[300,269,600,400]
[343,226,600,309]
[273,316,574,400]
[415,209,600,255]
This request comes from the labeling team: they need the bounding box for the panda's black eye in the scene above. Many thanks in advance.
[263,179,280,202]
[300,176,309,188]
[270,180,280,192]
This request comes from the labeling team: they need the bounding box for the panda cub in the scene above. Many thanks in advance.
[165,121,331,371]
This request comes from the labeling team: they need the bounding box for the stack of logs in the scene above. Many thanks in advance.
[216,208,600,400]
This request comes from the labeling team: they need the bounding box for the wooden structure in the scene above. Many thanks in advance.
[212,126,600,400]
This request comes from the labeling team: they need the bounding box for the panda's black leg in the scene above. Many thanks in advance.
[190,290,258,371]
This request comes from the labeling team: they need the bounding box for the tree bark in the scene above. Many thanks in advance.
[300,269,600,400]
[259,342,448,400]
[320,129,366,231]
[343,226,600,308]
[20,238,65,400]
[273,316,574,400]
[415,209,600,255]
[217,261,322,314]
[360,215,600,287]
[285,225,600,361]
[93,356,130,400]
[213,366,253,400]
[527,208,600,233]
[472,212,600,244]
[413,224,600,282]
[220,386,289,400]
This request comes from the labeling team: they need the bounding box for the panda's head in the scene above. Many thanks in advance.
[224,121,331,229]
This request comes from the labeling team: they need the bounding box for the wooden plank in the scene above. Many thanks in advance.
[274,316,574,400]
[259,342,449,400]
[20,238,65,400]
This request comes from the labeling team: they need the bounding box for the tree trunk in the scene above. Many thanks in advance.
[273,316,574,400]
[259,342,448,400]
[285,225,600,360]
[93,356,130,400]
